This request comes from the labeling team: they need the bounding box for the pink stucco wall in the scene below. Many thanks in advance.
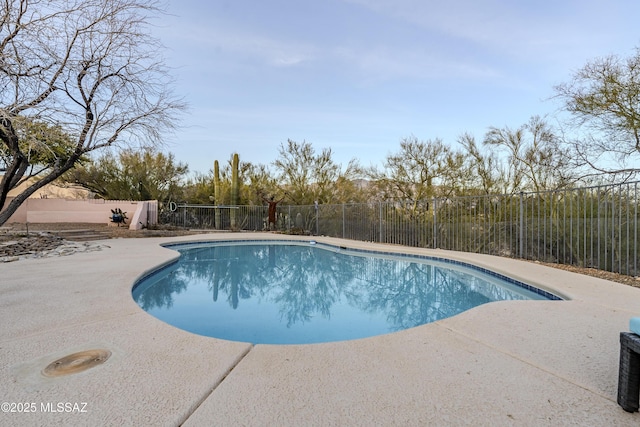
[4,198,157,230]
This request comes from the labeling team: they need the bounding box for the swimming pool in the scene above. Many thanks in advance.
[132,240,562,344]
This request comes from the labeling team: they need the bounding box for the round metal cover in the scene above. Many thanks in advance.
[42,349,111,377]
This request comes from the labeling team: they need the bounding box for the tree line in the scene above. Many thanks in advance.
[61,109,640,208]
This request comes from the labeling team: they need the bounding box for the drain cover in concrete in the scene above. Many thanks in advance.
[42,349,111,377]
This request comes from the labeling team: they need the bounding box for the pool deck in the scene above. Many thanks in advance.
[2,232,640,426]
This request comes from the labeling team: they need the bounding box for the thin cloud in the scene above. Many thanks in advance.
[159,5,501,82]
[160,19,317,68]
[341,0,629,66]
[332,44,501,83]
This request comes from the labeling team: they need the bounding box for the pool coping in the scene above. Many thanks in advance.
[2,232,639,426]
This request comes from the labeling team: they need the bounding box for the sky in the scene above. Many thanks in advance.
[151,0,640,176]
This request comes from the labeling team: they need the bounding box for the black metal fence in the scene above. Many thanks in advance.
[160,181,640,276]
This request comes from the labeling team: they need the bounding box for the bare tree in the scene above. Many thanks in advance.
[0,0,185,225]
[273,139,361,205]
[368,136,461,202]
[483,116,573,193]
[554,48,640,180]
[458,132,501,195]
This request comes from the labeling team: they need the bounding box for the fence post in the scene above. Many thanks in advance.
[519,191,524,258]
[342,204,346,238]
[379,202,383,243]
[432,198,437,249]
[315,201,319,235]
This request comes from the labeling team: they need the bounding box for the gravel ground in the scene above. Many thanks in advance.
[1,222,639,289]
[1,222,201,239]
[532,261,640,289]
[0,222,202,260]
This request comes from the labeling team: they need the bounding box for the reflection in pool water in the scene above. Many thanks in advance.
[133,241,559,344]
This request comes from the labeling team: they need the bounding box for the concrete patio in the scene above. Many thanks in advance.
[2,232,639,426]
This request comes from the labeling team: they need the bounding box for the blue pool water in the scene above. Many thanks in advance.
[132,240,561,344]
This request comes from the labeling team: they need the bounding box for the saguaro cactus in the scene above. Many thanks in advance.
[213,160,221,229]
[230,153,239,229]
